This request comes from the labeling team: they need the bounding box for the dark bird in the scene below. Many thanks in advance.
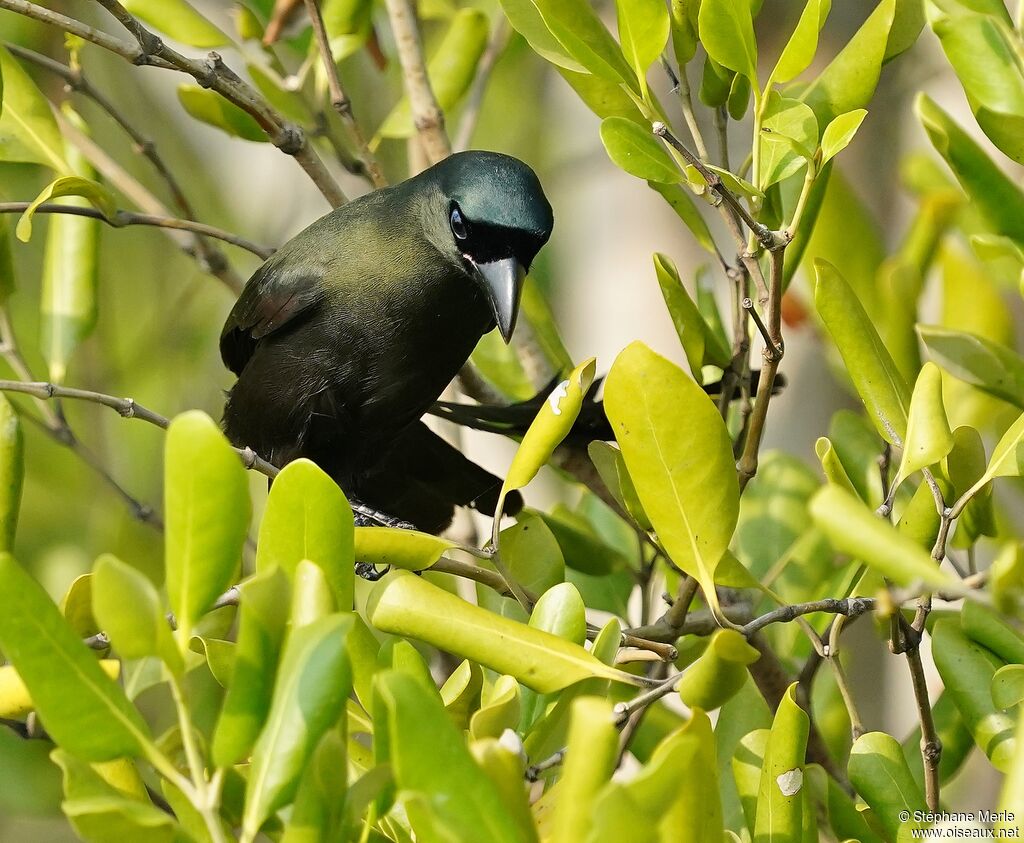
[220,151,553,533]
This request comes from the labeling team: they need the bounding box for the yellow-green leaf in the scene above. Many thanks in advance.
[893,362,954,487]
[354,527,456,571]
[809,485,957,589]
[0,46,69,172]
[367,571,640,693]
[16,176,117,243]
[604,342,739,609]
[502,357,597,493]
[122,0,231,48]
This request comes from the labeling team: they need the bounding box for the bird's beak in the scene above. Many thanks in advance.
[473,257,526,343]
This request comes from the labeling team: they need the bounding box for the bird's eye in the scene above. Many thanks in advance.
[450,205,469,241]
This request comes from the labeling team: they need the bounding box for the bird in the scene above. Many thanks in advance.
[220,150,554,533]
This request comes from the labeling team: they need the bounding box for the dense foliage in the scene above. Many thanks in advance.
[0,0,1022,841]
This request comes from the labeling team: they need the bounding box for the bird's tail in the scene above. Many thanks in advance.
[429,370,784,442]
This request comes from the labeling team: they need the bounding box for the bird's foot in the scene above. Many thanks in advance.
[354,562,390,582]
[349,498,418,530]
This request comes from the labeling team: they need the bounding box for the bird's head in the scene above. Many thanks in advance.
[420,151,553,342]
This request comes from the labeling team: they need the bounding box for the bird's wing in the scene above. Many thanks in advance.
[220,259,327,375]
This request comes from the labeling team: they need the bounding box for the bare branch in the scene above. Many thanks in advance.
[301,0,387,188]
[383,0,451,164]
[0,203,274,260]
[0,0,348,206]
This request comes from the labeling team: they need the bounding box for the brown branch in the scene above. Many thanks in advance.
[383,0,451,164]
[301,0,386,188]
[0,203,274,259]
[737,248,786,490]
[653,122,788,253]
[0,0,347,206]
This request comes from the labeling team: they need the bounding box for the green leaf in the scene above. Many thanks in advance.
[499,0,587,72]
[944,426,996,547]
[931,618,1017,772]
[917,324,1024,408]
[177,84,267,142]
[552,696,619,843]
[502,357,597,493]
[121,0,230,48]
[0,726,63,817]
[848,732,928,840]
[0,395,23,553]
[537,505,629,576]
[1000,705,1024,835]
[992,542,1024,617]
[212,567,290,767]
[887,0,926,59]
[533,0,636,85]
[930,10,1024,164]
[893,362,954,486]
[615,0,670,97]
[600,117,681,184]
[677,630,760,711]
[669,0,700,67]
[189,636,235,687]
[814,259,910,446]
[982,410,1024,482]
[814,437,858,495]
[591,709,724,843]
[242,614,353,839]
[378,10,490,138]
[653,253,731,376]
[917,93,1024,244]
[367,571,639,693]
[758,94,817,189]
[647,181,717,254]
[768,0,831,86]
[0,46,70,172]
[37,109,102,385]
[376,671,533,843]
[992,665,1024,711]
[604,342,739,609]
[800,0,895,126]
[754,684,809,843]
[470,674,521,740]
[256,458,354,609]
[808,485,956,588]
[52,750,177,843]
[92,554,181,674]
[819,109,867,165]
[732,728,769,834]
[479,514,565,621]
[354,527,456,571]
[164,411,250,643]
[440,660,483,730]
[15,175,117,242]
[558,66,646,122]
[961,600,1024,665]
[588,441,652,530]
[698,0,757,82]
[0,554,150,760]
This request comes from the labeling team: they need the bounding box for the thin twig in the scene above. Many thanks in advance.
[0,0,346,206]
[383,0,451,164]
[653,122,788,253]
[741,297,781,361]
[302,0,386,188]
[0,203,274,259]
[736,249,786,490]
